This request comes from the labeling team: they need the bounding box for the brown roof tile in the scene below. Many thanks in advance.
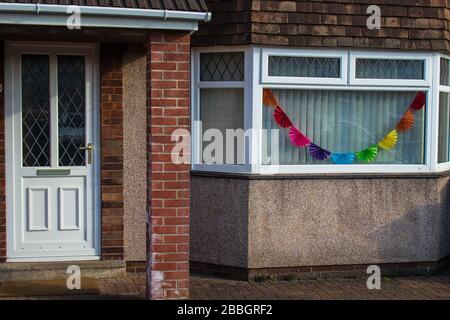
[192,0,450,52]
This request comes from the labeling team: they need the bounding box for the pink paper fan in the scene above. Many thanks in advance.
[309,143,331,161]
[289,127,311,148]
[274,106,293,128]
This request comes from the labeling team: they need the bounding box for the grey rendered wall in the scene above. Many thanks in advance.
[190,177,250,268]
[190,175,450,269]
[248,177,450,268]
[123,44,147,262]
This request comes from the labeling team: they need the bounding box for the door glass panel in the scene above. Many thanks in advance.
[58,55,86,167]
[22,54,51,167]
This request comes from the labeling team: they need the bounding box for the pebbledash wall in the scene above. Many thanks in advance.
[100,42,148,269]
[189,0,450,279]
[191,174,450,279]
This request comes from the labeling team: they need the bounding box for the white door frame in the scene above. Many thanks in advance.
[5,41,101,262]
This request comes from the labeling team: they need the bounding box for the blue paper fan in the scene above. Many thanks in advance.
[331,153,356,165]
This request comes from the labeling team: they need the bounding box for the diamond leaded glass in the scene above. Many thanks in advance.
[22,54,50,167]
[58,55,86,167]
[268,56,341,78]
[200,52,244,81]
[355,59,424,80]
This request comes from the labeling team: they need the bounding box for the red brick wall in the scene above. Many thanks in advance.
[146,33,191,300]
[100,44,125,260]
[0,41,5,262]
[193,0,450,51]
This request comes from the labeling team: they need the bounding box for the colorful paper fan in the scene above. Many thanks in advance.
[331,153,356,165]
[396,110,415,132]
[274,106,293,128]
[263,89,279,108]
[356,145,379,163]
[289,127,311,147]
[377,130,398,150]
[309,143,331,161]
[409,92,426,111]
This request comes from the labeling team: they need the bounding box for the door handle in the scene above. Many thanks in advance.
[79,143,94,164]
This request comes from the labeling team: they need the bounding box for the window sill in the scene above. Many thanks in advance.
[191,170,450,180]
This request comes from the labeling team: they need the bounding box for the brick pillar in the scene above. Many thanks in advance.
[0,41,5,262]
[146,33,191,300]
[100,44,125,260]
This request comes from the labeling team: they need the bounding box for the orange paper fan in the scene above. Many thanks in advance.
[396,110,415,132]
[263,89,279,108]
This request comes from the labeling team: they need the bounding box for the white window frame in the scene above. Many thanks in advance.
[349,51,432,87]
[191,47,447,175]
[191,46,253,173]
[261,48,348,85]
[436,54,450,172]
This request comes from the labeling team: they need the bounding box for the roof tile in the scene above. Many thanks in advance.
[192,0,450,52]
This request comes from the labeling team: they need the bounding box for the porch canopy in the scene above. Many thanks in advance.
[0,0,210,30]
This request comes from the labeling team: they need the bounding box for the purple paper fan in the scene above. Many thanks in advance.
[309,143,331,161]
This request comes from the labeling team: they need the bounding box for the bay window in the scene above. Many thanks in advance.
[262,90,425,165]
[192,50,248,170]
[438,57,450,167]
[192,48,450,174]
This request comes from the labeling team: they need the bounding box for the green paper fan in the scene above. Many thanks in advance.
[356,145,378,163]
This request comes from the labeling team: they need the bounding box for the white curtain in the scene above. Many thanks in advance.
[438,92,450,163]
[263,89,425,165]
[200,88,244,164]
[441,58,450,85]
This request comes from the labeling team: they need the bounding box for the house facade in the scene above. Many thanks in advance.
[0,0,210,300]
[190,0,450,279]
[0,0,449,301]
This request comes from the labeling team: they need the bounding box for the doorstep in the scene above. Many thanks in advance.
[0,260,126,282]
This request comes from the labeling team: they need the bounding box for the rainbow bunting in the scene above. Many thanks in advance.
[331,153,356,165]
[356,146,379,163]
[396,110,415,132]
[409,92,426,111]
[274,106,293,128]
[263,89,425,164]
[309,143,331,161]
[377,130,398,150]
[263,88,279,108]
[289,127,311,147]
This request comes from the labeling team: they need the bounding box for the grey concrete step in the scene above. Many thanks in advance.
[0,260,126,282]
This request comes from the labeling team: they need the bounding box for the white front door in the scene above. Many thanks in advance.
[5,43,100,261]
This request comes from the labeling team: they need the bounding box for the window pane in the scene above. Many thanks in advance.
[440,58,450,86]
[200,88,244,164]
[355,59,424,80]
[22,54,50,167]
[438,92,450,163]
[269,56,340,78]
[200,52,244,82]
[58,55,86,167]
[263,90,426,165]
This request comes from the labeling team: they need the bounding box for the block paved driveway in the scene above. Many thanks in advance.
[3,273,450,300]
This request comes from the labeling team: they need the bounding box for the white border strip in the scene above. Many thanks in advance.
[0,3,211,30]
